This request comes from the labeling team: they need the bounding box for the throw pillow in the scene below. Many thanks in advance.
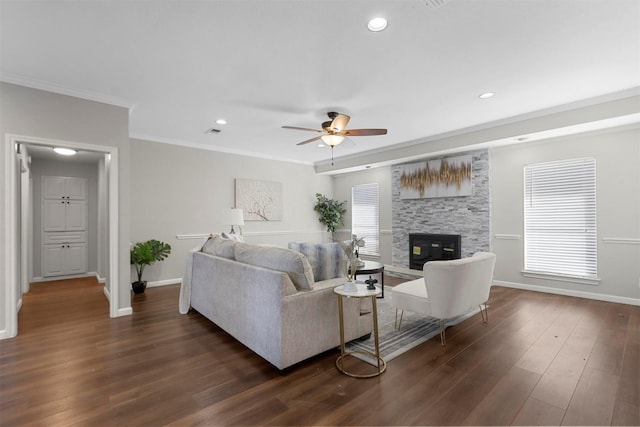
[288,242,345,281]
[234,243,315,291]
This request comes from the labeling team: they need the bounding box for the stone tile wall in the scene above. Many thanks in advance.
[391,149,491,268]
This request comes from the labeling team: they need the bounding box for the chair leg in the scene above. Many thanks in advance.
[394,309,404,331]
[479,302,489,323]
[439,319,446,346]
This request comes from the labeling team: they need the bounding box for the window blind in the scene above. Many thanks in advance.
[524,158,597,278]
[351,183,379,256]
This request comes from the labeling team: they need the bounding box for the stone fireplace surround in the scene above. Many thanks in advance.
[391,149,491,270]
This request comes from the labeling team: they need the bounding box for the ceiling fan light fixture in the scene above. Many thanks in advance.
[321,134,345,146]
[53,147,77,156]
[367,17,388,32]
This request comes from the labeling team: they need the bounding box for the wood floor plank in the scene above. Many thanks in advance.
[561,366,620,426]
[462,366,541,425]
[1,277,638,426]
[511,397,565,426]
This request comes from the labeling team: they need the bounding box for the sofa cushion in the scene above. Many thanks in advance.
[288,242,345,281]
[234,243,315,291]
[201,234,236,259]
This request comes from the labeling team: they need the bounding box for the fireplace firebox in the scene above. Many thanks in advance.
[409,233,461,270]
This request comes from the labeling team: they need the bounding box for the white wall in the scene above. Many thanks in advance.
[331,166,393,265]
[30,159,99,279]
[130,139,334,284]
[491,126,640,303]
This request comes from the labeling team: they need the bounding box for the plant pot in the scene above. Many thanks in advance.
[132,281,147,294]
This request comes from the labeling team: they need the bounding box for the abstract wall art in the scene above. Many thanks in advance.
[399,154,472,199]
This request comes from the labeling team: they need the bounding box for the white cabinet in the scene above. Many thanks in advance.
[42,176,87,200]
[42,242,87,277]
[41,176,88,277]
[42,199,87,231]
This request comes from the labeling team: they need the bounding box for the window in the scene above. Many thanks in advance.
[524,158,597,279]
[351,183,379,256]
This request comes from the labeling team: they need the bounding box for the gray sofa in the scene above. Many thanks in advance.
[179,235,373,370]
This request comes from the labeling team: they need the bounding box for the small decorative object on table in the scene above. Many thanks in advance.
[340,235,366,292]
[365,275,378,290]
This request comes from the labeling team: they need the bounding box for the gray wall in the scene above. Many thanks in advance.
[0,82,131,335]
[331,166,394,265]
[30,160,99,278]
[392,149,492,268]
[491,126,640,301]
[130,139,334,284]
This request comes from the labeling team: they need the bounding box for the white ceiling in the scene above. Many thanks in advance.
[1,0,639,167]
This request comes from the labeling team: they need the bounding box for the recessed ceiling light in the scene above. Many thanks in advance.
[53,147,77,156]
[216,118,227,125]
[317,143,326,148]
[368,17,388,32]
[479,92,495,99]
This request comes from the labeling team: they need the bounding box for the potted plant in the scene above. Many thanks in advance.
[130,239,172,294]
[313,193,347,233]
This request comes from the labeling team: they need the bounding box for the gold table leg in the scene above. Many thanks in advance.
[335,294,387,378]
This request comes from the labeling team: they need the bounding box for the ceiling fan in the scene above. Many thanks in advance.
[282,112,387,164]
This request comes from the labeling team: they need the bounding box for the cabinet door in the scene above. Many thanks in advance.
[42,199,68,231]
[66,243,87,275]
[42,245,67,277]
[65,200,87,231]
[66,178,87,200]
[42,176,66,199]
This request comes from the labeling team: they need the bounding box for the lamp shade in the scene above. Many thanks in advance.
[321,134,345,147]
[229,208,244,226]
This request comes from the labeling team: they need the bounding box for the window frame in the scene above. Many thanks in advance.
[522,157,599,285]
[351,183,380,257]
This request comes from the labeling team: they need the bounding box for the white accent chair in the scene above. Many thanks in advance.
[390,252,496,346]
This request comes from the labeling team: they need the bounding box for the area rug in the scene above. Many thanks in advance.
[345,295,479,365]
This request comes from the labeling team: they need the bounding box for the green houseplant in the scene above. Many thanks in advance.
[130,239,172,294]
[313,193,347,233]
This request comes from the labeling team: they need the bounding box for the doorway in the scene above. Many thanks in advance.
[4,135,121,338]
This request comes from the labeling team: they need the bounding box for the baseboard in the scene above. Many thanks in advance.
[103,285,111,302]
[17,298,22,312]
[31,272,101,283]
[92,272,106,284]
[0,329,10,339]
[384,265,423,278]
[115,307,133,317]
[146,278,182,288]
[494,280,640,307]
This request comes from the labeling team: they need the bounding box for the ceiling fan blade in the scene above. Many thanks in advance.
[331,114,351,132]
[343,128,388,136]
[282,126,323,133]
[296,135,323,146]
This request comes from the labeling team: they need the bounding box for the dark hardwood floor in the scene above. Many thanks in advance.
[1,276,638,426]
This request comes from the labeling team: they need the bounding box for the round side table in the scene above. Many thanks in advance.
[351,260,385,298]
[334,283,386,378]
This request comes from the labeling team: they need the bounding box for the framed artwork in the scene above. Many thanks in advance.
[235,178,283,221]
[399,154,472,199]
